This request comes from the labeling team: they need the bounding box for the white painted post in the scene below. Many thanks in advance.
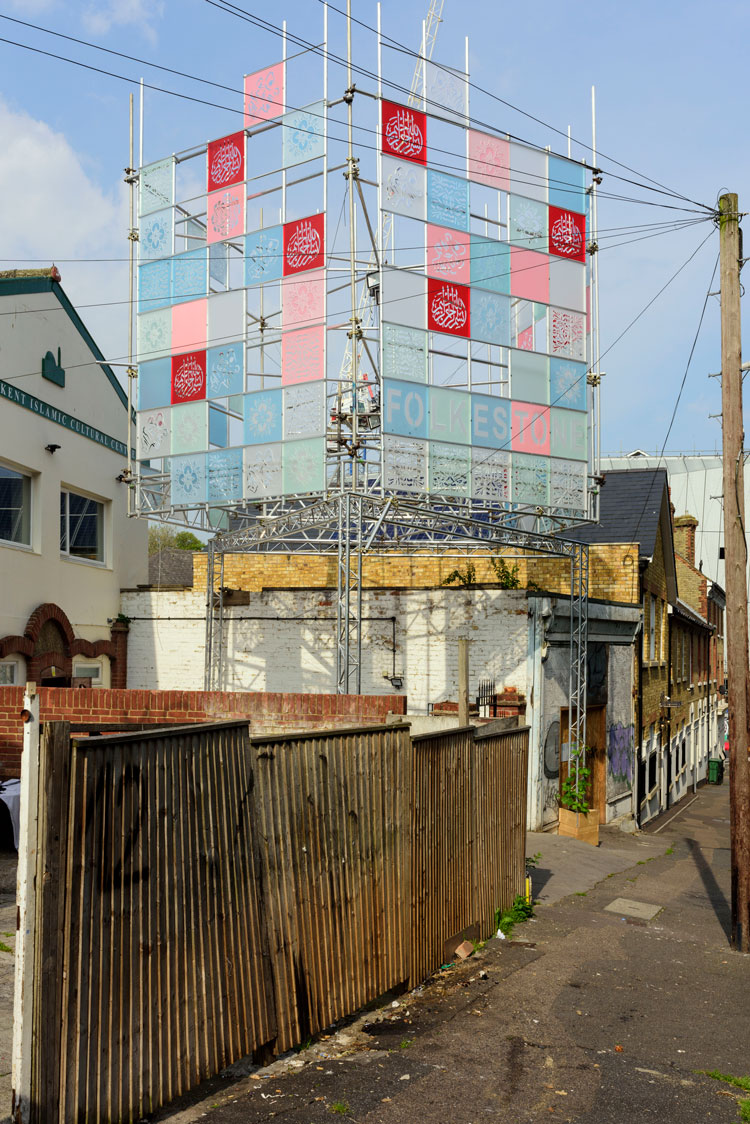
[458,639,469,727]
[12,683,40,1124]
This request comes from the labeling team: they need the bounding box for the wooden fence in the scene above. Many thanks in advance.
[15,715,527,1124]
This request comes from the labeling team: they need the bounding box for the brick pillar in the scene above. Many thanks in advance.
[674,513,699,567]
[109,620,129,689]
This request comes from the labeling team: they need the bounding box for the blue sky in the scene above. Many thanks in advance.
[0,0,744,455]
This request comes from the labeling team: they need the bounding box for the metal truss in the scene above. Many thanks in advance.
[204,491,590,737]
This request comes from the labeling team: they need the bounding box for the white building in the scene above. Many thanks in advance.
[0,267,147,691]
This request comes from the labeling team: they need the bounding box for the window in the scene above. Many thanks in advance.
[682,630,687,680]
[0,661,18,686]
[648,751,657,792]
[72,662,102,686]
[648,595,656,661]
[0,463,31,546]
[60,490,104,562]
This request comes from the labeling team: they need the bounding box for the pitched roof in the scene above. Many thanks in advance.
[148,549,195,588]
[565,468,669,560]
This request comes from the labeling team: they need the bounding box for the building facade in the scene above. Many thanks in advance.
[0,268,147,695]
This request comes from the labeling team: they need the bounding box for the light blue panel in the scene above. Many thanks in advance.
[512,452,550,507]
[550,407,587,460]
[470,394,511,450]
[207,342,244,398]
[282,102,325,168]
[209,406,228,448]
[429,387,471,445]
[429,442,471,498]
[138,259,171,311]
[209,242,228,288]
[140,209,173,260]
[427,170,469,231]
[245,226,283,285]
[382,379,428,439]
[382,323,428,382]
[472,290,510,346]
[470,236,510,293]
[243,388,283,444]
[508,196,548,251]
[137,308,171,361]
[548,155,587,213]
[550,357,587,410]
[172,249,208,304]
[138,358,171,410]
[139,158,174,216]
[208,448,243,502]
[282,438,325,494]
[511,350,549,405]
[171,454,207,505]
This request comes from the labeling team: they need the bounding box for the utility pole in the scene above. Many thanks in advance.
[718,192,750,951]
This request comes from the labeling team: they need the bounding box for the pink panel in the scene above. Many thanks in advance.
[512,401,550,456]
[282,325,325,385]
[586,284,592,333]
[510,247,550,303]
[518,325,534,351]
[171,299,207,354]
[244,62,284,127]
[426,225,470,284]
[282,269,325,330]
[206,187,245,245]
[468,130,510,191]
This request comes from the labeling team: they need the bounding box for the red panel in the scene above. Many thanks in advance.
[381,100,427,165]
[548,206,586,263]
[283,213,325,276]
[171,351,206,404]
[207,132,245,192]
[427,278,470,338]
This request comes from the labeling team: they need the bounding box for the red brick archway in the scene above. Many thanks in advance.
[0,603,127,688]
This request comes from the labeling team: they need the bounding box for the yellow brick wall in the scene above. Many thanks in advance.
[192,543,640,604]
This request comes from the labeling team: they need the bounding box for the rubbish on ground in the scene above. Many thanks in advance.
[455,940,474,959]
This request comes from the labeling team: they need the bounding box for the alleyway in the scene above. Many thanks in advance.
[153,782,747,1124]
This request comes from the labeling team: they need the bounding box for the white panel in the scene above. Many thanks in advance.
[207,289,245,346]
[283,382,326,440]
[383,436,428,494]
[381,267,427,331]
[137,408,170,460]
[509,143,548,204]
[425,60,468,125]
[381,155,427,221]
[550,458,587,512]
[549,259,586,314]
[471,448,511,504]
[244,443,282,499]
[430,442,471,498]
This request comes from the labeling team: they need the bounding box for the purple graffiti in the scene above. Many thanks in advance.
[608,723,633,783]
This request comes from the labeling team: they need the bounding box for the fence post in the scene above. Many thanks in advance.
[12,684,40,1124]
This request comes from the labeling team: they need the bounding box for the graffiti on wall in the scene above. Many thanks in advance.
[608,722,634,795]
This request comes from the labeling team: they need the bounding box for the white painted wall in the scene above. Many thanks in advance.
[121,587,530,713]
[0,285,147,645]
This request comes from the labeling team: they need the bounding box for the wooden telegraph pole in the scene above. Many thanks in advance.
[719,193,750,951]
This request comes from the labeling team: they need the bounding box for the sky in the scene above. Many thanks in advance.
[0,0,745,456]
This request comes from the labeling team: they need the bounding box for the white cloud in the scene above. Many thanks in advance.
[82,0,165,45]
[0,98,129,371]
[3,0,59,11]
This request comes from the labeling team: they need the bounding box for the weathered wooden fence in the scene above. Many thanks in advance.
[16,716,527,1123]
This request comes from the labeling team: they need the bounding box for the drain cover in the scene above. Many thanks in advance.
[604,897,662,921]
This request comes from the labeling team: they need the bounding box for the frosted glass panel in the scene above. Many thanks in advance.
[471,449,510,503]
[382,380,428,439]
[382,323,428,383]
[207,290,244,346]
[172,250,208,304]
[472,291,510,346]
[425,60,468,124]
[282,438,325,493]
[427,170,469,230]
[244,62,284,126]
[283,381,326,440]
[467,131,510,192]
[380,155,426,220]
[206,187,245,245]
[208,448,243,502]
[470,236,510,294]
[138,309,171,362]
[171,402,208,455]
[429,388,471,445]
[244,388,283,444]
[383,436,427,493]
[282,269,325,330]
[510,248,549,303]
[171,454,207,505]
[550,407,587,460]
[548,155,586,213]
[245,226,283,284]
[509,143,547,203]
[512,452,550,506]
[281,325,325,384]
[508,196,547,252]
[139,158,174,216]
[244,443,282,499]
[282,102,325,167]
[429,442,471,498]
[511,350,549,405]
[550,308,586,361]
[426,225,470,284]
[140,209,173,259]
[172,300,207,354]
[381,268,427,331]
[138,259,171,311]
[550,458,587,512]
[137,408,170,459]
[549,259,586,313]
[207,342,244,398]
[550,357,587,411]
[138,358,171,410]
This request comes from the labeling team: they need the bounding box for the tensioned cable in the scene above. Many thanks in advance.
[0,21,708,218]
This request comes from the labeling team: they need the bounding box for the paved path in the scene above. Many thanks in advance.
[154,780,748,1124]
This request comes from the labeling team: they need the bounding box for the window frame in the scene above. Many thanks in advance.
[0,460,33,550]
[648,594,656,663]
[60,487,106,565]
[0,660,19,686]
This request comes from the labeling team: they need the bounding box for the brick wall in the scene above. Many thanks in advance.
[0,687,407,779]
[191,543,639,605]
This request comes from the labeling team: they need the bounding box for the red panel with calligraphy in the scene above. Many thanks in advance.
[283,213,325,276]
[171,351,206,404]
[381,100,427,165]
[548,207,586,263]
[207,132,245,193]
[428,278,471,338]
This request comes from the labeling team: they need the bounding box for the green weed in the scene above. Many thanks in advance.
[575,892,587,897]
[330,1101,350,1115]
[0,942,12,954]
[665,847,674,855]
[495,894,534,939]
[700,1070,750,1121]
[400,1039,413,1049]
